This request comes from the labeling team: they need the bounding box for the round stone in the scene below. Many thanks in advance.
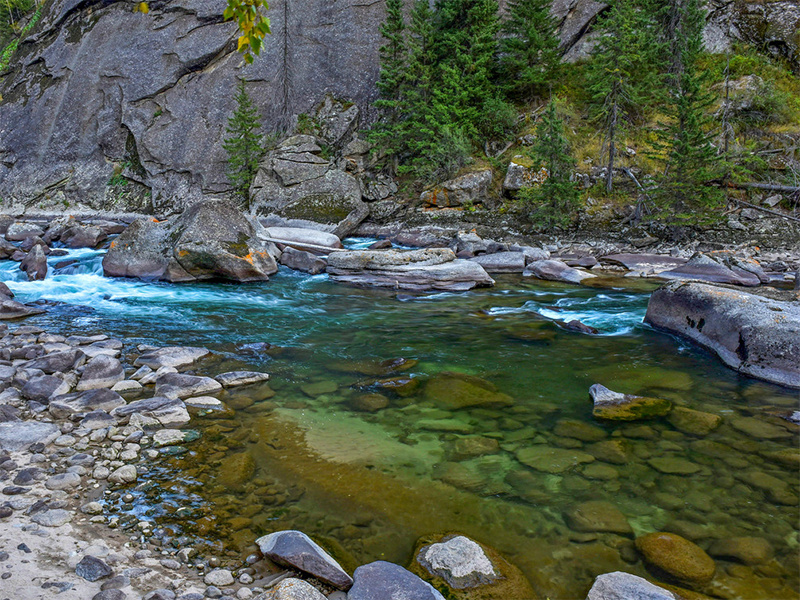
[635,532,716,587]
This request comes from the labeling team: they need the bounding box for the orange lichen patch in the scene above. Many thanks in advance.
[109,241,117,249]
[176,249,189,258]
[151,218,159,223]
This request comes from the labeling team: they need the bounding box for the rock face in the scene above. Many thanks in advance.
[103,199,277,282]
[644,281,800,388]
[251,135,369,238]
[420,170,493,208]
[327,248,495,292]
[256,530,353,590]
[586,572,677,600]
[0,0,793,210]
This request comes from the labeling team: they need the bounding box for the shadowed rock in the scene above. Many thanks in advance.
[256,530,353,590]
[348,561,445,600]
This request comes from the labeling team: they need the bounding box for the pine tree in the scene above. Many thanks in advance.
[654,0,721,217]
[369,0,406,171]
[223,79,265,210]
[586,0,662,192]
[520,99,581,227]
[498,0,560,100]
[433,0,505,140]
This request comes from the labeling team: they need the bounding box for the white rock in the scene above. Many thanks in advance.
[204,569,234,587]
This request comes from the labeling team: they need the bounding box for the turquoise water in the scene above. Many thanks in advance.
[2,246,799,599]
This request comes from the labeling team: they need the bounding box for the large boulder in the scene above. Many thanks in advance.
[20,245,48,281]
[326,248,494,292]
[502,158,547,195]
[421,170,493,208]
[256,530,353,590]
[103,199,278,283]
[262,226,343,254]
[0,298,46,320]
[644,281,800,388]
[251,136,368,238]
[5,223,44,242]
[60,225,108,249]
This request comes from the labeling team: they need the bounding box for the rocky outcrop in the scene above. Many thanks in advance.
[251,135,369,238]
[420,170,493,208]
[102,199,278,282]
[326,248,495,292]
[644,281,800,388]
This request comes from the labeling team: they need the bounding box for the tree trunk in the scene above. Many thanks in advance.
[606,93,618,193]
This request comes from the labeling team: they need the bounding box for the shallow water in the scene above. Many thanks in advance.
[3,246,799,599]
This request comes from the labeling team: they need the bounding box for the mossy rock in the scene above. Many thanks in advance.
[424,372,513,410]
[635,532,716,588]
[590,384,672,421]
[409,533,539,600]
[667,407,722,436]
[217,451,255,491]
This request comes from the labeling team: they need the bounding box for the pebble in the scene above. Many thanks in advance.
[76,555,114,581]
[93,591,127,600]
[108,465,137,484]
[94,466,111,480]
[81,501,104,515]
[161,558,181,570]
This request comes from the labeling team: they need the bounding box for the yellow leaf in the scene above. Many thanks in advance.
[237,36,249,51]
[137,2,149,13]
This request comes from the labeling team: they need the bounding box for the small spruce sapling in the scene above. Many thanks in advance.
[223,78,265,210]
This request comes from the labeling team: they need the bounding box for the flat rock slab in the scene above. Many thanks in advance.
[23,349,86,374]
[112,396,189,426]
[524,259,596,284]
[154,372,222,399]
[600,254,687,274]
[263,226,343,252]
[515,446,595,473]
[563,501,633,536]
[256,530,353,590]
[468,252,526,273]
[134,346,210,370]
[645,281,800,388]
[587,571,677,600]
[77,355,125,391]
[214,371,270,388]
[0,299,46,320]
[0,421,60,450]
[49,389,126,419]
[31,509,73,527]
[348,561,445,600]
[658,253,761,286]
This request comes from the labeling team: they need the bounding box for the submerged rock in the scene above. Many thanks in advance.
[215,371,271,388]
[515,446,595,473]
[424,372,513,410]
[586,571,677,600]
[644,281,800,388]
[256,530,353,590]
[666,407,721,436]
[635,532,716,588]
[589,384,672,421]
[707,537,772,566]
[563,501,633,536]
[103,199,278,283]
[348,561,445,600]
[327,248,494,292]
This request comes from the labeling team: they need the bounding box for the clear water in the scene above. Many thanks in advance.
[3,246,799,599]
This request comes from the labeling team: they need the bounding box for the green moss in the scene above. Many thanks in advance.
[281,194,351,223]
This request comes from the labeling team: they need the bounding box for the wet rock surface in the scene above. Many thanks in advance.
[256,530,353,590]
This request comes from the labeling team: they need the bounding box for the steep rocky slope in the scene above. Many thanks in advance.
[0,0,796,214]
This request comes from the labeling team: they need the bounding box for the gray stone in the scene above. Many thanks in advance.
[21,375,71,403]
[77,556,114,582]
[93,590,127,600]
[348,561,445,600]
[23,349,86,374]
[468,252,526,274]
[60,225,107,249]
[45,472,81,490]
[658,253,760,287]
[20,245,48,281]
[155,372,222,400]
[112,396,189,426]
[586,572,677,600]
[645,282,800,388]
[0,299,46,320]
[215,371,271,388]
[262,226,343,252]
[133,347,210,370]
[502,159,545,194]
[31,509,73,527]
[256,579,326,600]
[204,569,234,587]
[416,535,497,589]
[256,530,353,590]
[5,223,44,242]
[108,465,138,484]
[600,254,687,275]
[0,422,60,451]
[327,248,494,292]
[279,247,327,275]
[49,389,126,419]
[81,410,117,430]
[524,260,597,284]
[103,201,277,282]
[77,355,125,391]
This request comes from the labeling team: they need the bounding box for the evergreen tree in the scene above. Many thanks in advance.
[498,0,560,100]
[223,79,265,209]
[369,0,406,171]
[520,99,581,227]
[586,0,662,192]
[653,0,721,217]
[433,0,505,140]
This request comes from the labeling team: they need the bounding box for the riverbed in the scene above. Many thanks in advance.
[3,243,799,599]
